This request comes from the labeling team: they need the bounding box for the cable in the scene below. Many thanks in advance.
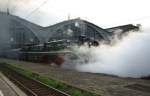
[25,0,49,18]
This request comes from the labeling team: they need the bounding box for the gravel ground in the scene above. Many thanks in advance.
[1,58,150,96]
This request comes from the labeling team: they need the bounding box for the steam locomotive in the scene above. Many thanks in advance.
[0,12,140,66]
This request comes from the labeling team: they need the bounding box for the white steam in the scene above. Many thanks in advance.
[66,29,150,78]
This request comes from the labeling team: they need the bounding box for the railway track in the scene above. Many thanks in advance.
[0,64,70,96]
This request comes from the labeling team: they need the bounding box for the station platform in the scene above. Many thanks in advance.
[0,58,150,96]
[0,72,27,96]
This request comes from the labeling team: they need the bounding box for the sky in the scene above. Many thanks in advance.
[1,0,150,77]
[1,0,150,28]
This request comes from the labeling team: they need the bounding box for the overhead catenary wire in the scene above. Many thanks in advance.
[7,0,150,27]
[25,0,49,18]
[5,0,80,21]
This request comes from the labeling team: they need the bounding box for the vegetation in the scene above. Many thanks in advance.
[0,63,100,96]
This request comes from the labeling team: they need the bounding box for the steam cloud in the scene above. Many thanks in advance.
[1,0,150,78]
[63,28,150,78]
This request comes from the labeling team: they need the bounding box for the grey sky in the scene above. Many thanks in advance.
[1,0,150,28]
